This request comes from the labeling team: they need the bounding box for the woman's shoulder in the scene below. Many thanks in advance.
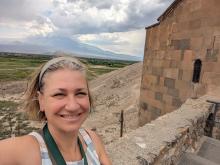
[82,128,112,165]
[81,128,101,145]
[0,135,41,164]
[0,135,38,151]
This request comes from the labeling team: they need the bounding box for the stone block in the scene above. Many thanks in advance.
[163,94,173,105]
[206,49,218,62]
[164,104,176,113]
[202,62,215,72]
[146,97,164,110]
[163,60,171,68]
[164,68,179,79]
[139,101,148,111]
[164,51,173,60]
[190,0,202,12]
[152,67,163,76]
[171,50,182,61]
[190,37,204,50]
[152,60,163,67]
[170,60,181,68]
[182,70,193,82]
[171,39,190,50]
[155,92,163,101]
[150,106,161,119]
[213,27,220,36]
[172,98,183,107]
[142,74,158,87]
[189,19,202,29]
[168,88,179,97]
[156,50,166,59]
[178,69,183,80]
[213,62,220,73]
[164,78,175,88]
[179,89,191,101]
[180,61,193,70]
[156,76,160,85]
[140,89,155,99]
[183,50,194,63]
[175,80,191,90]
[159,77,165,86]
[202,72,212,83]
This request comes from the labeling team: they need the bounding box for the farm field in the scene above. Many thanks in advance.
[0,52,135,81]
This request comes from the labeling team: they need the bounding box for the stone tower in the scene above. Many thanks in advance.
[139,0,220,126]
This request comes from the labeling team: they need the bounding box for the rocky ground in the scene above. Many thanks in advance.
[0,62,143,143]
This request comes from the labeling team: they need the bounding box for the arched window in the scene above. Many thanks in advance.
[192,59,202,83]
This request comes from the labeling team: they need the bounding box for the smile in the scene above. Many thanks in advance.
[59,113,82,121]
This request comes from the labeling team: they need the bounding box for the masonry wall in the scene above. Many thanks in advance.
[107,97,212,165]
[139,0,220,125]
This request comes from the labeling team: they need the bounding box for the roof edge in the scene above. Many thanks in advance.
[145,22,160,29]
[145,0,183,30]
[157,0,183,22]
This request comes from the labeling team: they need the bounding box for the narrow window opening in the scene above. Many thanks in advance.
[192,59,202,83]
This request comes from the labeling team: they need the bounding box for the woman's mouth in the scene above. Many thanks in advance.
[59,113,82,121]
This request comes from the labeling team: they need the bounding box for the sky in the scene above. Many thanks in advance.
[0,0,174,59]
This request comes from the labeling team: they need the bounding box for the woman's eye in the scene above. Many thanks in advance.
[76,92,87,96]
[53,93,65,98]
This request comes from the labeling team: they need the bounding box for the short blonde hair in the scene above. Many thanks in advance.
[24,56,92,121]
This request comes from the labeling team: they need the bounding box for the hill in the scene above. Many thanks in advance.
[0,61,143,143]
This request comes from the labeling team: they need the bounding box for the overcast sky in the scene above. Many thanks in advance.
[0,0,174,57]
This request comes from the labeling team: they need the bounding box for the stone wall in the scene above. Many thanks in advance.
[107,97,213,165]
[139,0,220,125]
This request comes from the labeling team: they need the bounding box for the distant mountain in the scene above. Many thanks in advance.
[0,36,142,61]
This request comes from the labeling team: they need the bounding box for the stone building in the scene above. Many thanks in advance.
[139,0,220,125]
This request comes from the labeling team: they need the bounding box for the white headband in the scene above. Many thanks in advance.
[38,56,83,87]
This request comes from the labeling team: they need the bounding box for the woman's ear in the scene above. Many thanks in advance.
[37,91,45,112]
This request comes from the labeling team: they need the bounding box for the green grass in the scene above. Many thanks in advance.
[0,100,18,111]
[89,67,116,75]
[0,55,50,81]
[0,53,135,82]
[0,69,34,81]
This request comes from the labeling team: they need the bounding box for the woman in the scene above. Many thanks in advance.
[0,56,112,165]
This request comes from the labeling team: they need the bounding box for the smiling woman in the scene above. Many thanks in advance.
[0,56,112,165]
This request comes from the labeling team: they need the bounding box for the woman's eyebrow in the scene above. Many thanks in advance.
[75,88,87,92]
[54,88,66,92]
[54,88,87,92]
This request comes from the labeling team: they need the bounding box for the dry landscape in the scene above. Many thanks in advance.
[0,62,142,144]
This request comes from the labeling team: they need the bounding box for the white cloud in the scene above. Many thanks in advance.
[76,28,146,56]
[0,0,173,56]
[27,17,57,37]
[0,0,52,22]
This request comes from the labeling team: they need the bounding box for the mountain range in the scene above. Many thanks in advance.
[0,36,142,61]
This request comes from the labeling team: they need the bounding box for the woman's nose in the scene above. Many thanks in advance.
[65,96,80,110]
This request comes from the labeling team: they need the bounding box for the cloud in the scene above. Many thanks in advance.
[48,0,173,35]
[0,0,56,40]
[76,28,146,56]
[0,0,174,56]
[0,0,52,22]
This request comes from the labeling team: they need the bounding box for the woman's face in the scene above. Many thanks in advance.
[38,68,90,133]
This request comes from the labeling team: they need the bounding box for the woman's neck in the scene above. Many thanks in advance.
[47,124,79,154]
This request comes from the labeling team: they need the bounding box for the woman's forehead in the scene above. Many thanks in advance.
[44,68,85,79]
[43,69,87,88]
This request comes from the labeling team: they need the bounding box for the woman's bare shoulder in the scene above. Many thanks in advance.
[0,135,40,164]
[84,128,112,165]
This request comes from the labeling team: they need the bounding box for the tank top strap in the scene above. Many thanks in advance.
[29,132,48,152]
[79,128,100,165]
[29,129,100,165]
